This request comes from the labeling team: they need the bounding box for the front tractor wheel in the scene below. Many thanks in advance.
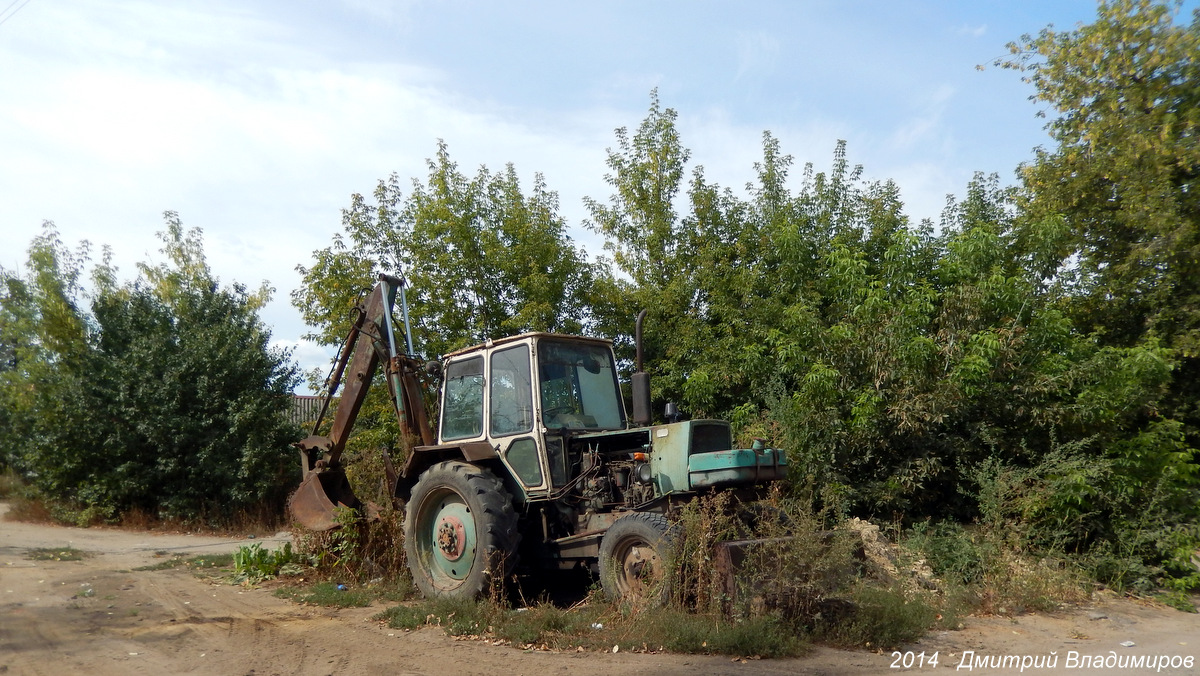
[599,512,674,603]
[404,461,519,599]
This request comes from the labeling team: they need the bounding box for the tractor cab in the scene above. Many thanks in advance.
[435,333,627,496]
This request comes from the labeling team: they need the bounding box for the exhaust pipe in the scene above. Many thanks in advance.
[632,309,651,426]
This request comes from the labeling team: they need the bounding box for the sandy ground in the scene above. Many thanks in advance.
[2,502,1198,676]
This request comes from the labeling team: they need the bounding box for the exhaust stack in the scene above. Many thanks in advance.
[631,309,651,426]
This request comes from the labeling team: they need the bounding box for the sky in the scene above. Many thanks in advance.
[0,0,1170,389]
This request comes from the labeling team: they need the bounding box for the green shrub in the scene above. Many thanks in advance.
[814,584,938,649]
[906,521,983,585]
[233,542,298,583]
[1,221,300,523]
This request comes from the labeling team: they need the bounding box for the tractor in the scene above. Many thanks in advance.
[289,274,787,600]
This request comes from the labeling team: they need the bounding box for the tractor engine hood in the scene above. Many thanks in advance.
[573,420,787,496]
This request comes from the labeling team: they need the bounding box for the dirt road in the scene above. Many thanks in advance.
[2,503,1197,675]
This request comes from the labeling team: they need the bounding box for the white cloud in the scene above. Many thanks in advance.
[888,84,956,152]
[0,0,630,391]
[337,0,419,29]
[956,23,988,38]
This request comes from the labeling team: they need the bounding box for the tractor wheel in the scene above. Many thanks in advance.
[598,512,674,603]
[404,461,519,599]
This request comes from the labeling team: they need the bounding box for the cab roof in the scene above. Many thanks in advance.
[441,332,614,359]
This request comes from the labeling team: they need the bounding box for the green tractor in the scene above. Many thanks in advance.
[290,275,787,600]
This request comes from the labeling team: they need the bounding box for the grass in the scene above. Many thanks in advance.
[273,580,413,608]
[0,470,24,498]
[810,583,940,649]
[903,519,1088,617]
[372,597,809,657]
[133,553,235,572]
[264,493,1100,659]
[280,488,946,657]
[26,546,91,561]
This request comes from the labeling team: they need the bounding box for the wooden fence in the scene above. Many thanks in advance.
[289,395,332,429]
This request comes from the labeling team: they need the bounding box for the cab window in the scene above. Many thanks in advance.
[490,345,533,436]
[441,357,483,440]
[538,340,623,430]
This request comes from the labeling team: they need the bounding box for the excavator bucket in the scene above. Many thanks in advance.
[288,469,361,531]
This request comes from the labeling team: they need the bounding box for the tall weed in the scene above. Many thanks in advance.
[667,487,941,648]
[294,503,410,585]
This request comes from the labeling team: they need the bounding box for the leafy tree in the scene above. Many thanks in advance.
[293,143,597,468]
[0,229,94,474]
[1000,0,1200,588]
[1002,0,1200,430]
[0,217,299,520]
[586,95,1190,562]
[586,97,792,417]
[296,141,595,360]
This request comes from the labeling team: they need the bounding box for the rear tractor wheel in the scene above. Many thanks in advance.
[404,461,519,599]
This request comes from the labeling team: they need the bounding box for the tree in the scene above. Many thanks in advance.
[293,143,597,465]
[998,0,1200,586]
[1002,0,1200,442]
[296,142,595,361]
[585,97,791,418]
[0,216,300,520]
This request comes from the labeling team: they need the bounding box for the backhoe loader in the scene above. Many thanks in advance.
[289,274,787,600]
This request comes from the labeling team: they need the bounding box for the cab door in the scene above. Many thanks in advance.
[486,342,549,495]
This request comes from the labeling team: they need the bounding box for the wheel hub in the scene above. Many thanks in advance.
[436,515,467,561]
[621,544,659,592]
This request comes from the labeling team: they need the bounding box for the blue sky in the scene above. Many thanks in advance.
[0,0,1170,385]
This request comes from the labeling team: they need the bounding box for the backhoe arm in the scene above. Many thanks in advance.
[289,274,433,530]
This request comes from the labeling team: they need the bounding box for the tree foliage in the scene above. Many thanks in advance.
[1003,0,1200,349]
[0,216,299,520]
[291,142,600,476]
[999,0,1200,585]
[1003,0,1200,447]
[580,86,1194,582]
[294,141,595,361]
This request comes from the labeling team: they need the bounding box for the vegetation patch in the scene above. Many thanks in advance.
[274,581,380,608]
[0,470,25,499]
[133,553,234,572]
[232,542,303,584]
[293,505,411,585]
[26,546,91,562]
[373,598,807,657]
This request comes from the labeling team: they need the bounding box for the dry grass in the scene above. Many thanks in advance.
[4,493,54,523]
[2,477,287,535]
[973,550,1087,614]
[663,487,945,650]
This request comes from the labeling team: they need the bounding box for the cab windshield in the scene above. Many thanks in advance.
[538,340,624,430]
